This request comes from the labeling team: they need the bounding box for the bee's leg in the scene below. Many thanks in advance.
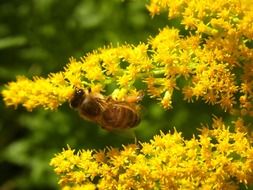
[134,135,137,144]
[131,131,140,147]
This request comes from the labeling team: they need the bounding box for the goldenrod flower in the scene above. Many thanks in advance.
[1,0,252,114]
[2,0,253,114]
[2,75,73,111]
[50,118,253,189]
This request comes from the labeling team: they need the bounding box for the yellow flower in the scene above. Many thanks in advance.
[2,76,73,111]
[2,5,252,113]
[50,118,253,189]
[117,74,133,87]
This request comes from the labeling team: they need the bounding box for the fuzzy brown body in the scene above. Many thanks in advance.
[100,101,140,130]
[70,88,141,131]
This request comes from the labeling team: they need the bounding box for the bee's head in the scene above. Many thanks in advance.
[69,88,85,109]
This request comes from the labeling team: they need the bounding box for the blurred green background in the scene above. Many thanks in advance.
[0,0,241,189]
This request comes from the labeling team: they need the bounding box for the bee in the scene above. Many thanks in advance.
[69,88,142,131]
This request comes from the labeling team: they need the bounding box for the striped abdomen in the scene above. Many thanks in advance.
[101,104,140,130]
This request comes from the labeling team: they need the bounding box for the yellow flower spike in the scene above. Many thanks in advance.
[2,19,249,113]
[50,118,253,189]
[2,76,72,111]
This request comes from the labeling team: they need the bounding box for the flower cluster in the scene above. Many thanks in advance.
[50,117,253,190]
[147,0,253,115]
[2,0,253,116]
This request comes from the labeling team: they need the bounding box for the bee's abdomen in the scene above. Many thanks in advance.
[102,105,140,129]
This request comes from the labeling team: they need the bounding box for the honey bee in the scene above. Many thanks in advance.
[69,88,142,131]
